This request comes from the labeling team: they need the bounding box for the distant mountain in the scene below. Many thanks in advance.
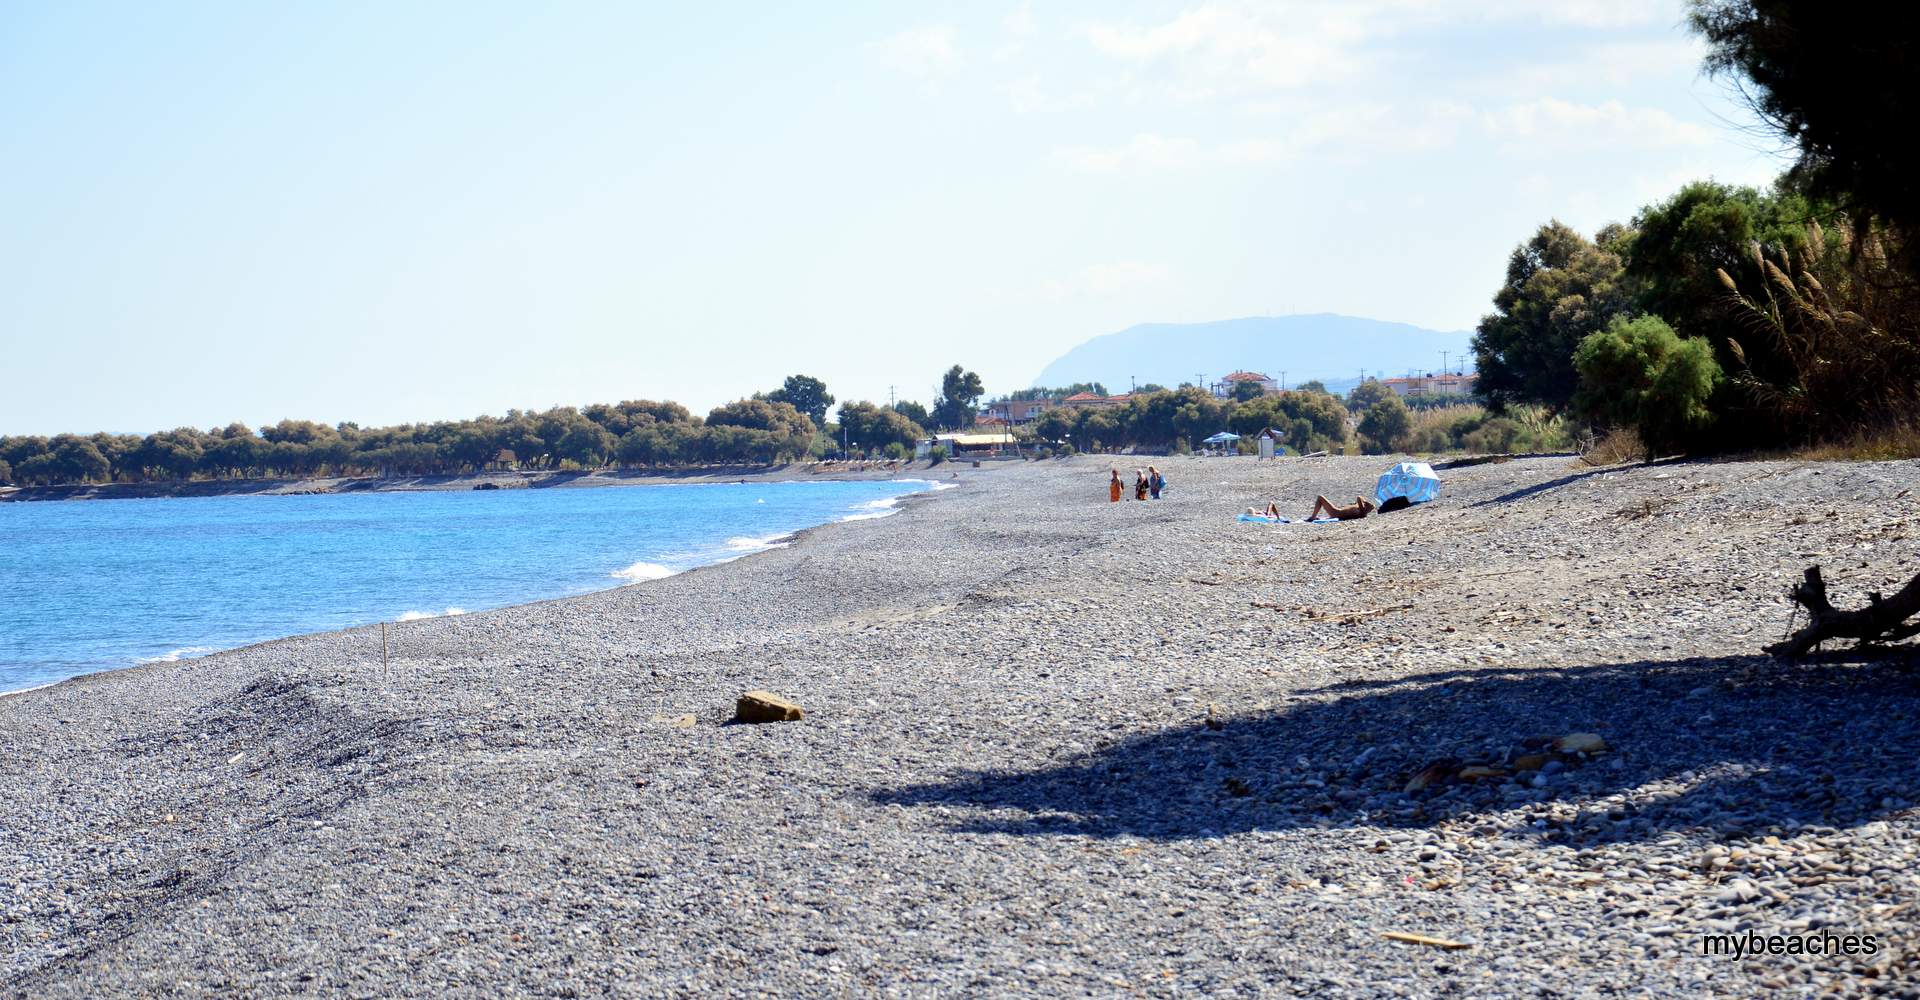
[1031,314,1474,397]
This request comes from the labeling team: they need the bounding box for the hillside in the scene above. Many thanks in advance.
[1032,314,1474,394]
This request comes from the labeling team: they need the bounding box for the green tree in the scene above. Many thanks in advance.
[836,401,924,453]
[554,422,618,467]
[208,431,263,478]
[0,458,10,484]
[891,400,930,425]
[133,428,207,481]
[49,433,111,482]
[707,399,814,460]
[707,398,809,436]
[760,374,835,428]
[1357,396,1413,454]
[1230,380,1266,403]
[1067,408,1120,452]
[1574,315,1722,458]
[1296,379,1329,394]
[932,365,985,430]
[1030,406,1074,444]
[1012,383,1108,401]
[1689,2,1919,266]
[1345,379,1395,412]
[1626,180,1827,373]
[1471,221,1637,411]
[1287,417,1315,452]
[0,436,50,472]
[14,453,57,484]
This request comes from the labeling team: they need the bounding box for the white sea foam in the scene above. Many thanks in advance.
[611,561,677,582]
[725,533,791,553]
[840,496,902,521]
[397,607,467,622]
[137,645,221,663]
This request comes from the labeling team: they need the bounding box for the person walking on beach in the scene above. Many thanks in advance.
[1133,469,1149,501]
[1109,469,1123,503]
[1148,466,1164,499]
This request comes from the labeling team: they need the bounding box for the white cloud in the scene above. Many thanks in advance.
[994,3,1037,62]
[1516,0,1672,28]
[1071,0,1675,105]
[1040,260,1173,300]
[1081,3,1375,99]
[1005,75,1097,114]
[1051,133,1292,172]
[872,25,960,78]
[1481,97,1715,151]
[1003,3,1035,39]
[1491,38,1707,93]
[1049,101,1473,172]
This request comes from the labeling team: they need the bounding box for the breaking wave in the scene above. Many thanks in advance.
[398,607,467,621]
[840,497,901,521]
[611,561,677,582]
[137,645,221,664]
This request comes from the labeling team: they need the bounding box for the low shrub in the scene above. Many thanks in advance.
[1582,427,1646,466]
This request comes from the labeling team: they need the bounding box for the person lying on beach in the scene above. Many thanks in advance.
[1307,495,1376,521]
[1245,502,1283,519]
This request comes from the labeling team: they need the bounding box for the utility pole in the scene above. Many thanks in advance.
[1281,370,1287,391]
[1440,350,1450,375]
[1196,373,1206,394]
[888,385,896,408]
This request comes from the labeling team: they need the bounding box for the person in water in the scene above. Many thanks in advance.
[1109,469,1123,503]
[1147,466,1163,499]
[1308,495,1377,521]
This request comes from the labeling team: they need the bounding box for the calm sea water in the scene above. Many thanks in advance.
[0,479,932,693]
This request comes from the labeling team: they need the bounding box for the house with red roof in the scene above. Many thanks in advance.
[1210,371,1277,398]
[1061,391,1132,410]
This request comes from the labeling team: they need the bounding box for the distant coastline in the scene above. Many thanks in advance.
[0,459,951,503]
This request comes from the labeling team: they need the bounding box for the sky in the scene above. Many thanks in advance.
[0,1,1788,435]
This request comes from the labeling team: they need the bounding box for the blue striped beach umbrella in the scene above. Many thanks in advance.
[1375,461,1442,505]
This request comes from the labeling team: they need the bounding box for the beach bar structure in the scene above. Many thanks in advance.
[1382,372,1478,398]
[918,432,1021,459]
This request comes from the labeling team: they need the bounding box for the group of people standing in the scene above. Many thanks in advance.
[1110,466,1165,502]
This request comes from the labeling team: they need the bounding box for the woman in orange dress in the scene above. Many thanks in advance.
[1109,469,1123,502]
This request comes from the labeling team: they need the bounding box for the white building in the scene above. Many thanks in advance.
[1210,371,1278,398]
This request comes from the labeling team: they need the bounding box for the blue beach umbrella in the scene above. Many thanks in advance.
[1375,461,1441,505]
[1202,432,1240,444]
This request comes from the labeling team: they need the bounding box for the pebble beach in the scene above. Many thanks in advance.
[4,454,1918,997]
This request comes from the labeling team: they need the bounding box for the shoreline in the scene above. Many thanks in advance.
[0,474,962,702]
[0,458,959,503]
[5,454,1917,995]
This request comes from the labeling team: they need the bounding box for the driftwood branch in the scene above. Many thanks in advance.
[1766,565,1920,659]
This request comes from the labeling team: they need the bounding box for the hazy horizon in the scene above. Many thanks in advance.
[3,1,1786,436]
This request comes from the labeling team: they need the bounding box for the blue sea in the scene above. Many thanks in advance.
[0,479,933,694]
